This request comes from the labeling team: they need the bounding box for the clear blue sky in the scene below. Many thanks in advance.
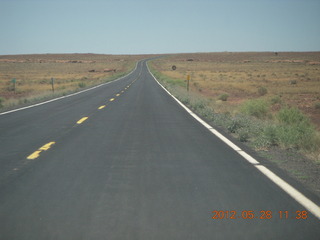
[1,0,320,55]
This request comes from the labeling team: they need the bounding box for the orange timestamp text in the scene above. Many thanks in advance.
[211,210,308,220]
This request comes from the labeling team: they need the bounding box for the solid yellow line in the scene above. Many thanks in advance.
[109,98,115,102]
[98,105,106,110]
[77,117,88,124]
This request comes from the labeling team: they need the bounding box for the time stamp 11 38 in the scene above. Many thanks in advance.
[211,210,309,220]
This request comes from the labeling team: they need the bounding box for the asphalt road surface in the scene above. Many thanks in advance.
[0,60,319,239]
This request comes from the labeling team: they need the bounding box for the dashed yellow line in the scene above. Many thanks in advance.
[27,142,55,160]
[39,142,56,151]
[27,150,42,160]
[116,94,120,97]
[109,98,115,102]
[98,105,106,110]
[77,117,88,124]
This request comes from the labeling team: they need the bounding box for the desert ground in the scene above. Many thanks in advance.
[0,54,147,109]
[151,52,320,129]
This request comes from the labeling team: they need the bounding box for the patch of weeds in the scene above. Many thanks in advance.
[241,99,270,119]
[78,82,86,88]
[193,100,206,110]
[238,128,250,142]
[271,95,282,105]
[258,86,268,96]
[218,93,229,101]
[275,107,316,150]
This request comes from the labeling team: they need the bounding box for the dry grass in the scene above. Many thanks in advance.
[151,52,320,129]
[0,54,147,110]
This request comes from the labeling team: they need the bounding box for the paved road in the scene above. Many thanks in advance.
[0,60,319,239]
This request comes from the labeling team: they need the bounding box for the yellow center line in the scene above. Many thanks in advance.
[98,105,106,110]
[27,141,56,160]
[77,117,88,124]
[109,98,115,102]
[39,142,56,151]
[116,94,120,97]
[27,150,42,160]
[121,90,124,93]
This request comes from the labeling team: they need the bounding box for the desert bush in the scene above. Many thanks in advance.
[289,80,297,85]
[238,128,250,142]
[258,86,268,96]
[314,102,320,109]
[275,107,315,149]
[271,95,282,105]
[276,107,310,126]
[218,93,229,101]
[241,99,269,119]
[262,125,279,147]
[193,100,206,110]
[78,82,86,88]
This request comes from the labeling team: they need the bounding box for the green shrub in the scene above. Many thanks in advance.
[258,87,268,96]
[271,95,282,105]
[78,82,86,88]
[262,125,279,146]
[193,100,206,110]
[276,107,310,126]
[218,93,229,101]
[238,128,250,142]
[241,99,269,119]
[275,107,315,149]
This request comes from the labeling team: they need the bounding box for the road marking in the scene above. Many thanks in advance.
[39,142,56,151]
[98,105,106,110]
[121,90,124,93]
[27,142,55,160]
[27,150,42,160]
[255,165,320,219]
[147,62,320,220]
[109,98,115,102]
[77,117,88,124]
[116,94,120,97]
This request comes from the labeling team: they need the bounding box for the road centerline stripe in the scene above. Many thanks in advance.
[109,98,115,102]
[77,117,88,124]
[27,142,56,160]
[98,105,106,110]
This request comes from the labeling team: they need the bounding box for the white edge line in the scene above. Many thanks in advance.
[0,61,140,116]
[146,62,320,220]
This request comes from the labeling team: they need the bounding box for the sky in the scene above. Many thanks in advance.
[0,0,320,55]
